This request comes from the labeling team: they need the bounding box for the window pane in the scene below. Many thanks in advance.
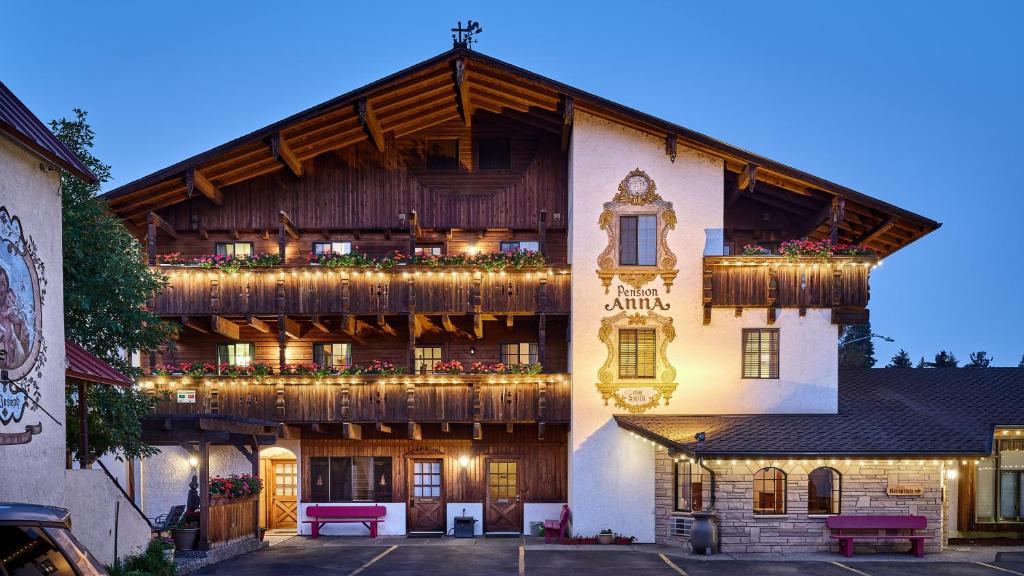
[619,216,638,266]
[753,468,786,514]
[351,457,373,501]
[218,343,253,367]
[977,457,996,522]
[427,139,459,170]
[313,241,351,255]
[329,457,352,502]
[415,346,442,374]
[637,215,657,265]
[675,461,692,511]
[415,245,443,256]
[808,468,839,515]
[478,138,511,170]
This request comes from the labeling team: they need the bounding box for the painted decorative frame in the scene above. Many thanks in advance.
[596,168,678,293]
[596,310,677,413]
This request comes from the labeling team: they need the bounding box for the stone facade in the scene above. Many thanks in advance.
[655,450,948,553]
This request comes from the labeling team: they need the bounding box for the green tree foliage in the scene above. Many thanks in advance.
[965,351,993,368]
[921,350,959,368]
[838,324,876,368]
[52,109,173,461]
[917,356,928,368]
[886,349,913,368]
[1019,354,1024,368]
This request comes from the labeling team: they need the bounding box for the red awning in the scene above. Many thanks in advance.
[65,340,132,387]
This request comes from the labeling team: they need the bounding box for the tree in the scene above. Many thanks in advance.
[965,351,993,368]
[886,349,913,368]
[1019,354,1024,368]
[52,109,173,461]
[838,324,876,368]
[917,356,929,368]
[924,350,959,368]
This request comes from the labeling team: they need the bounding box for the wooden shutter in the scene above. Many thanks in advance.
[619,216,638,265]
[766,329,780,378]
[329,457,352,502]
[637,329,656,377]
[619,330,637,378]
[373,458,393,502]
[309,458,330,503]
[743,329,779,379]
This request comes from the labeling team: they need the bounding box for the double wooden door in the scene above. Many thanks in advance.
[269,459,298,530]
[485,458,522,533]
[408,459,445,533]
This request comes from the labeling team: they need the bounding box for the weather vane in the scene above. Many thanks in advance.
[451,20,483,49]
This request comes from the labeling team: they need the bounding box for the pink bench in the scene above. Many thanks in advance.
[826,515,928,557]
[544,505,570,543]
[304,505,387,538]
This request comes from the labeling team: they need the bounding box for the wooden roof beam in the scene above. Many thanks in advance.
[246,316,270,333]
[453,57,471,126]
[356,97,385,152]
[726,164,759,208]
[185,168,223,206]
[855,216,897,246]
[211,315,240,340]
[147,211,178,240]
[268,132,303,178]
[181,316,209,334]
[279,210,301,240]
[799,199,838,237]
[280,315,304,340]
[561,95,574,151]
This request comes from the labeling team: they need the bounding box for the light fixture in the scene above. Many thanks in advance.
[458,455,470,468]
[188,455,199,469]
[946,468,959,480]
[469,346,476,355]
[466,245,479,255]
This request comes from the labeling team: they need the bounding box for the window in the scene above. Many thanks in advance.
[312,241,351,255]
[501,342,538,366]
[273,461,297,497]
[618,215,657,266]
[215,242,253,257]
[478,137,511,170]
[217,343,254,367]
[415,345,443,374]
[976,439,1024,523]
[426,139,459,170]
[415,245,443,256]
[413,461,442,497]
[619,329,656,379]
[674,461,705,512]
[808,467,841,515]
[500,240,539,253]
[753,467,786,515]
[309,457,392,502]
[742,328,779,379]
[313,343,352,368]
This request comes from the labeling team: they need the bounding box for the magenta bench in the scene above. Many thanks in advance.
[826,515,928,557]
[304,505,387,538]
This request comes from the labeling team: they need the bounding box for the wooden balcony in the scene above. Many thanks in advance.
[140,373,570,439]
[151,265,571,316]
[702,256,877,324]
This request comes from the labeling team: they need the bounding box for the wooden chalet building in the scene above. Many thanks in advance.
[103,41,1024,552]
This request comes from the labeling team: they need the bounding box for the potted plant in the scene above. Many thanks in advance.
[171,510,200,551]
[597,529,615,545]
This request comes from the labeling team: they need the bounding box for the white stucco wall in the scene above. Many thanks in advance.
[140,445,257,518]
[64,469,151,566]
[523,502,565,535]
[446,502,483,535]
[567,113,840,541]
[0,136,66,506]
[298,502,405,536]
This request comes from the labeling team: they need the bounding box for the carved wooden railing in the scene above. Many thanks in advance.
[150,265,571,316]
[140,373,571,429]
[702,256,876,325]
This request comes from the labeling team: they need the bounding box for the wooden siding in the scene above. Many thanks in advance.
[152,268,571,316]
[141,375,571,425]
[208,497,258,546]
[300,424,568,503]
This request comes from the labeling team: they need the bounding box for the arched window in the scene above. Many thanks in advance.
[753,467,787,515]
[808,467,841,515]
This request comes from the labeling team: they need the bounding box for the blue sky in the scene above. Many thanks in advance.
[3,1,1022,365]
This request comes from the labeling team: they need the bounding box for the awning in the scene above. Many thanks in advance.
[65,340,132,387]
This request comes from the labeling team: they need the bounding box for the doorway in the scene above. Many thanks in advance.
[408,458,445,534]
[268,459,298,529]
[484,458,522,534]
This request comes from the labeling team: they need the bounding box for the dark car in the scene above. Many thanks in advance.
[0,503,106,575]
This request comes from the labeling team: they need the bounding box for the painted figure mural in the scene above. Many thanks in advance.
[0,206,42,381]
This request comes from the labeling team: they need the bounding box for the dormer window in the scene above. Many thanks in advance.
[477,137,511,170]
[426,139,459,170]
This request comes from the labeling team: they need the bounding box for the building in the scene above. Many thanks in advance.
[0,80,151,564]
[100,44,1023,551]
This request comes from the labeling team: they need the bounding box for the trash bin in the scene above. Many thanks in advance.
[529,521,544,537]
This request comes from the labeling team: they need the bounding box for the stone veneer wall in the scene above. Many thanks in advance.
[655,451,948,553]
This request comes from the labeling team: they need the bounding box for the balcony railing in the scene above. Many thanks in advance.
[150,265,571,316]
[139,373,570,430]
[702,255,876,324]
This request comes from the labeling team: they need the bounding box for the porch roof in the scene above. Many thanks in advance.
[615,368,1024,458]
[140,414,279,446]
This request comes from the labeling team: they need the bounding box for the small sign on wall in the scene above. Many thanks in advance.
[176,390,196,404]
[886,484,923,497]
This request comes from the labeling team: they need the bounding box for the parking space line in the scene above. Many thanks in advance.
[831,561,872,576]
[519,545,525,576]
[977,562,1024,575]
[348,545,397,576]
[658,553,689,576]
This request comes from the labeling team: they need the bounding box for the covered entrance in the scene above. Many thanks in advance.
[259,446,298,531]
[484,458,522,534]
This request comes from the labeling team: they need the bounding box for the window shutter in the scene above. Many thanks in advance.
[619,216,638,265]
[329,457,352,502]
[619,330,637,378]
[216,344,228,366]
[373,458,393,502]
[637,329,656,378]
[637,215,657,265]
[313,344,325,366]
[767,330,780,378]
[310,458,330,503]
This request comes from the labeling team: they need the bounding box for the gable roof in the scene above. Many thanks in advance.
[101,47,939,255]
[0,81,96,184]
[65,340,132,386]
[616,368,1024,458]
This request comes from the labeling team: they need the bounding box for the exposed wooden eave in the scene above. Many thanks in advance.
[147,211,178,240]
[356,97,385,152]
[184,168,223,206]
[268,132,303,177]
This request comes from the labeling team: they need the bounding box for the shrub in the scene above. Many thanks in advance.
[107,540,176,576]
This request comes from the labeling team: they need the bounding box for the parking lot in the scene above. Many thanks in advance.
[191,537,1024,576]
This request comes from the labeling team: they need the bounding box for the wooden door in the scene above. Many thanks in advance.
[485,458,522,533]
[270,459,298,530]
[408,459,445,533]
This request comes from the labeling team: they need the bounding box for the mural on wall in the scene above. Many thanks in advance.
[596,168,679,293]
[0,206,47,445]
[593,169,679,413]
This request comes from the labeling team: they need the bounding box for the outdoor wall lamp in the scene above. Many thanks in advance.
[458,455,470,468]
[188,455,199,469]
